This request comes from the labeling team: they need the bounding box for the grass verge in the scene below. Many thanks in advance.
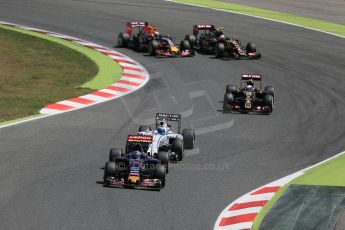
[0,27,97,122]
[1,25,122,90]
[169,0,345,37]
[0,25,122,123]
[252,152,345,229]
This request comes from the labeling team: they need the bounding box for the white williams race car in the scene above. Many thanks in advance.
[138,113,195,162]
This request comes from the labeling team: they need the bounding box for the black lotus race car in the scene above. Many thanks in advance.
[223,74,274,114]
[185,24,261,59]
[103,135,167,190]
[117,21,193,57]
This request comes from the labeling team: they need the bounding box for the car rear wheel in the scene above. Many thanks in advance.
[215,42,225,58]
[264,86,275,98]
[246,42,256,53]
[264,94,274,113]
[172,139,184,161]
[158,151,169,173]
[185,34,196,46]
[109,148,122,162]
[117,33,130,48]
[148,40,158,56]
[182,129,195,150]
[226,84,237,94]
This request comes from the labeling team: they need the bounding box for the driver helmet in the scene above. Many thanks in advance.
[247,79,254,86]
[157,127,166,135]
[217,27,224,35]
[131,151,141,159]
[245,85,254,92]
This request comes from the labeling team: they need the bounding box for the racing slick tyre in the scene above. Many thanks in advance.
[264,86,275,98]
[223,93,233,112]
[117,33,130,48]
[215,42,225,58]
[148,40,159,56]
[182,129,195,150]
[264,94,274,113]
[246,42,256,53]
[185,34,197,46]
[155,164,166,188]
[172,139,184,161]
[226,84,237,94]
[180,40,192,55]
[104,161,117,183]
[109,148,123,162]
[138,125,152,132]
[158,151,169,173]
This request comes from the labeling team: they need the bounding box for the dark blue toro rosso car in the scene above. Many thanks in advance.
[103,135,167,190]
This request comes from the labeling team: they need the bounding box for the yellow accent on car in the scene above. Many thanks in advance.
[128,175,139,183]
[171,47,179,52]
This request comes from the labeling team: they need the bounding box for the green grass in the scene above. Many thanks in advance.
[171,0,345,36]
[252,152,345,229]
[0,25,122,90]
[293,154,345,186]
[0,27,97,122]
[0,25,122,123]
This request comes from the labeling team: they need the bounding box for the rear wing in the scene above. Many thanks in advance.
[241,74,262,81]
[156,113,181,122]
[155,113,181,133]
[126,135,152,154]
[193,24,215,35]
[127,135,153,143]
[125,21,148,36]
[241,74,262,89]
[126,21,147,27]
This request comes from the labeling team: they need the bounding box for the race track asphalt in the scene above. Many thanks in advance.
[1,0,345,229]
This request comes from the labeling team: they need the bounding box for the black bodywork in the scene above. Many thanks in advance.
[117,21,193,57]
[223,74,274,114]
[103,135,166,190]
[185,24,261,59]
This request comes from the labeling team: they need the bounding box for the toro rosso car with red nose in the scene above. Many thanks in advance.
[185,24,261,59]
[117,21,194,57]
[103,135,166,190]
[223,74,274,114]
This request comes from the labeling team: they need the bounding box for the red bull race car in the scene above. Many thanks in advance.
[103,135,167,190]
[117,21,193,57]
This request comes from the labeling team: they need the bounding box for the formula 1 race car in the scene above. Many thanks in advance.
[223,74,274,114]
[103,135,166,190]
[117,21,193,57]
[185,24,261,59]
[148,35,193,57]
[137,113,195,162]
[117,21,149,51]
